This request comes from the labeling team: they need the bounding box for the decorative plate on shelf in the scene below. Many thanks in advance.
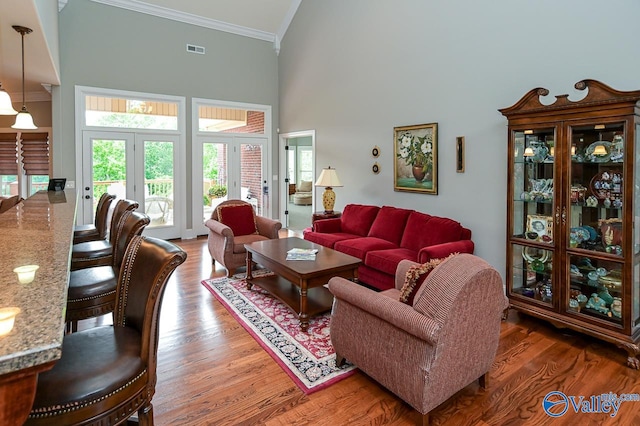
[589,170,623,202]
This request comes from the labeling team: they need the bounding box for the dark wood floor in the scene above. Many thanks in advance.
[80,232,640,425]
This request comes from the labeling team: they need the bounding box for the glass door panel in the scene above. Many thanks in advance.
[202,142,229,222]
[142,139,175,228]
[82,131,132,225]
[511,243,554,307]
[568,123,624,256]
[239,140,263,215]
[512,128,556,245]
[567,254,623,326]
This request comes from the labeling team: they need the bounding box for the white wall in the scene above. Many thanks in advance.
[278,0,640,277]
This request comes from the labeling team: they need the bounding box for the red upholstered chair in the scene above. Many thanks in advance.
[70,198,138,270]
[73,192,116,244]
[328,254,507,425]
[204,199,282,276]
[26,236,187,426]
[66,210,150,332]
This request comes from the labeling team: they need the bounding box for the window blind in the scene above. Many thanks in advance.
[20,132,50,176]
[0,133,18,175]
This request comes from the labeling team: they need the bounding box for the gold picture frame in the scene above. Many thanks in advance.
[394,123,438,194]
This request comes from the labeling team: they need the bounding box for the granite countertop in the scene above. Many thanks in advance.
[0,190,76,375]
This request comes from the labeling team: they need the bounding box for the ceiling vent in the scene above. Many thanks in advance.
[186,44,205,54]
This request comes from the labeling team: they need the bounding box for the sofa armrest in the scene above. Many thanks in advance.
[255,216,282,239]
[313,217,342,233]
[328,277,440,345]
[417,239,475,263]
[204,218,234,239]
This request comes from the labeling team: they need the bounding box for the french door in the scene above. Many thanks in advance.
[81,130,181,239]
[192,135,266,236]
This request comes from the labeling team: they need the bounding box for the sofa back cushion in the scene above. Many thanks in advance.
[368,206,412,245]
[400,211,463,252]
[297,180,312,192]
[340,204,380,236]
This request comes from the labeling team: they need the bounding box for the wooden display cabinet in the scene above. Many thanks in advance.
[500,80,640,368]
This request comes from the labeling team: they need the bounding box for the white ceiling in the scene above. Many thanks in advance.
[0,0,300,102]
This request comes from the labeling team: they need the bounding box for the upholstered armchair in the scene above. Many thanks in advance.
[204,199,282,277]
[327,254,508,425]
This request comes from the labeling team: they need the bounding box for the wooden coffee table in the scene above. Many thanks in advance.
[245,237,361,331]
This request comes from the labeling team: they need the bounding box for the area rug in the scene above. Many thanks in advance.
[201,272,356,394]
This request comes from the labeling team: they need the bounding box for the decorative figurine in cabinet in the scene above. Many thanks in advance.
[500,80,640,368]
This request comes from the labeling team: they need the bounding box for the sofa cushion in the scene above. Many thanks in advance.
[399,256,451,305]
[334,237,397,261]
[216,203,258,236]
[368,206,412,245]
[304,231,359,249]
[340,204,380,237]
[365,247,418,276]
[400,211,463,252]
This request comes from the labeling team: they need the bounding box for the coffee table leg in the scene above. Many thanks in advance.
[246,252,253,289]
[299,281,309,331]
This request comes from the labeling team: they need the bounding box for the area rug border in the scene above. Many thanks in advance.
[201,274,356,394]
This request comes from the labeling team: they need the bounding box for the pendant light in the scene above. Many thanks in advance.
[11,25,37,130]
[0,82,18,115]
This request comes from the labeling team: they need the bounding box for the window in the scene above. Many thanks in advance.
[198,106,264,134]
[0,131,50,197]
[85,95,178,130]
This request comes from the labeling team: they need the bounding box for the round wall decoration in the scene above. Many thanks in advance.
[372,146,380,158]
[372,162,380,174]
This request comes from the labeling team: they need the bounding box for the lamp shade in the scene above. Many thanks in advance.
[314,167,343,188]
[11,108,37,130]
[0,85,18,115]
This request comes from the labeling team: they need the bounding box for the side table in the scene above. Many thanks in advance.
[312,211,341,223]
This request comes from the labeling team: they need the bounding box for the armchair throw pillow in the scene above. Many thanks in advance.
[399,254,456,305]
[216,203,258,236]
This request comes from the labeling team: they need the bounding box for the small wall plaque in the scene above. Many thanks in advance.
[456,136,465,173]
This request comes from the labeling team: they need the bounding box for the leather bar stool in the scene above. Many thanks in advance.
[73,192,115,244]
[70,198,138,271]
[26,236,187,426]
[66,210,150,333]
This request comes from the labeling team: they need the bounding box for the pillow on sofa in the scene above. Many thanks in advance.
[399,255,453,305]
[216,203,258,236]
[297,180,312,192]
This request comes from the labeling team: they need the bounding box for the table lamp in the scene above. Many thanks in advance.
[315,166,343,214]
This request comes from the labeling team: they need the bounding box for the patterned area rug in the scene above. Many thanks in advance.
[201,272,356,394]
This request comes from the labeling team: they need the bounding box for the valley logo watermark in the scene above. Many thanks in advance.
[542,391,640,418]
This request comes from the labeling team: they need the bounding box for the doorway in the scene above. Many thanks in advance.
[280,130,315,232]
[191,98,272,237]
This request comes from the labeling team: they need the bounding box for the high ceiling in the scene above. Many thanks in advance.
[0,0,300,102]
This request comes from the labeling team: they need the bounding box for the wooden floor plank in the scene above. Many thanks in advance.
[76,233,640,425]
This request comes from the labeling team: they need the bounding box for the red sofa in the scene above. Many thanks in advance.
[303,204,474,290]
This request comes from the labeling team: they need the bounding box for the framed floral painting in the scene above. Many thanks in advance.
[394,123,438,194]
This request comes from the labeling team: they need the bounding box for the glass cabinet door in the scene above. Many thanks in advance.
[512,128,556,244]
[510,127,556,304]
[566,122,626,325]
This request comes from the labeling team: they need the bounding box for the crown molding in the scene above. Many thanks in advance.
[90,0,276,43]
[277,0,301,44]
